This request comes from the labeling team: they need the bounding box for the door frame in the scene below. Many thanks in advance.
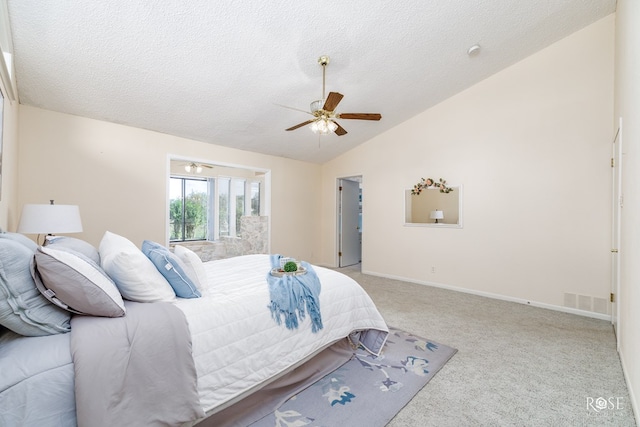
[611,117,622,349]
[336,175,362,267]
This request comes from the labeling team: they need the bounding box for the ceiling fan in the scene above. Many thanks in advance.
[285,55,381,136]
[183,162,213,174]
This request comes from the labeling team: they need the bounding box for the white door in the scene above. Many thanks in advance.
[611,118,622,344]
[339,179,361,267]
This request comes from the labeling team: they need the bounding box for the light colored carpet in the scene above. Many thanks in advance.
[337,264,636,426]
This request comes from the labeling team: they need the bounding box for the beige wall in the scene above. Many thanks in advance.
[614,0,640,420]
[321,16,615,311]
[15,106,322,262]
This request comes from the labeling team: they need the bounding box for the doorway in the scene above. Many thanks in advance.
[337,176,362,268]
[611,118,622,348]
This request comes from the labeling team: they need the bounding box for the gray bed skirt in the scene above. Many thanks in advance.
[196,339,356,427]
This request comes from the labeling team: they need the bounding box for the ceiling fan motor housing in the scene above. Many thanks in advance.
[310,99,324,113]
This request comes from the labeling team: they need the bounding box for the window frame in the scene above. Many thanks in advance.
[169,175,209,242]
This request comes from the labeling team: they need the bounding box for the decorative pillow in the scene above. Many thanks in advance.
[0,239,70,336]
[0,231,37,252]
[34,246,126,317]
[99,231,175,302]
[142,241,201,299]
[173,245,208,289]
[46,236,100,264]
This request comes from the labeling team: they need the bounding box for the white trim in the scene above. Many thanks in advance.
[619,350,640,426]
[165,156,171,246]
[0,0,16,102]
[611,117,622,349]
[362,269,612,321]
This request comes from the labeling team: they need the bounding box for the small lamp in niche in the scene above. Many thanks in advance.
[430,209,444,224]
[17,200,83,245]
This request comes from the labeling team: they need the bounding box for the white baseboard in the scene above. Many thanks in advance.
[361,269,612,322]
[618,348,640,424]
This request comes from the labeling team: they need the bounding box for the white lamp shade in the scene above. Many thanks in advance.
[17,204,83,234]
[430,210,444,220]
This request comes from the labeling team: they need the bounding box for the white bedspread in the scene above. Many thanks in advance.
[174,254,388,415]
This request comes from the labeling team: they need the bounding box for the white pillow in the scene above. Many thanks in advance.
[99,231,175,302]
[173,245,208,289]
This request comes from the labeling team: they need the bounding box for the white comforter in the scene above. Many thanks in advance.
[174,254,388,415]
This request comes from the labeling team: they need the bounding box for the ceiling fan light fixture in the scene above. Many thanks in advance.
[185,162,204,173]
[314,120,329,134]
[309,118,338,134]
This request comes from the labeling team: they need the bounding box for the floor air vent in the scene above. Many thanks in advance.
[564,293,609,315]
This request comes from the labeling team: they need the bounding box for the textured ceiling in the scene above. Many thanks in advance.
[7,1,615,164]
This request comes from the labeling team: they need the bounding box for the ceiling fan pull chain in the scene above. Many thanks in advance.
[322,61,326,100]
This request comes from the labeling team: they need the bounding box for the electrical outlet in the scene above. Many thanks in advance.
[431,266,436,273]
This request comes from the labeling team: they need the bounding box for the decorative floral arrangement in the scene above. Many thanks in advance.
[411,177,454,195]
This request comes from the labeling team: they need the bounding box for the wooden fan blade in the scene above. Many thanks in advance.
[323,92,344,112]
[286,119,315,131]
[334,122,348,136]
[338,113,382,121]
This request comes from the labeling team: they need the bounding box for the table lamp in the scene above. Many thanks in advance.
[17,200,83,244]
[430,210,444,224]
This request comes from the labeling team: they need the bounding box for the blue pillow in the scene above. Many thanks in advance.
[141,240,201,299]
[0,239,71,336]
[0,231,37,252]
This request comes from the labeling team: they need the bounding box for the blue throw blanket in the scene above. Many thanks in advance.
[266,254,323,333]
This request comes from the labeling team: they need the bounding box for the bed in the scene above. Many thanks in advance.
[0,231,388,426]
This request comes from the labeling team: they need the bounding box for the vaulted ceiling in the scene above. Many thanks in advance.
[7,1,616,163]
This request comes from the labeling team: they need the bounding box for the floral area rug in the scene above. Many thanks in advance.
[249,327,457,427]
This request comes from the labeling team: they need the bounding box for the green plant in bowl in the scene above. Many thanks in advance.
[283,261,298,272]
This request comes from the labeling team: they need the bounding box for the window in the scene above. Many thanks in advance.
[234,179,245,234]
[0,2,16,102]
[170,177,208,241]
[218,178,230,237]
[170,171,264,243]
[251,182,261,216]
